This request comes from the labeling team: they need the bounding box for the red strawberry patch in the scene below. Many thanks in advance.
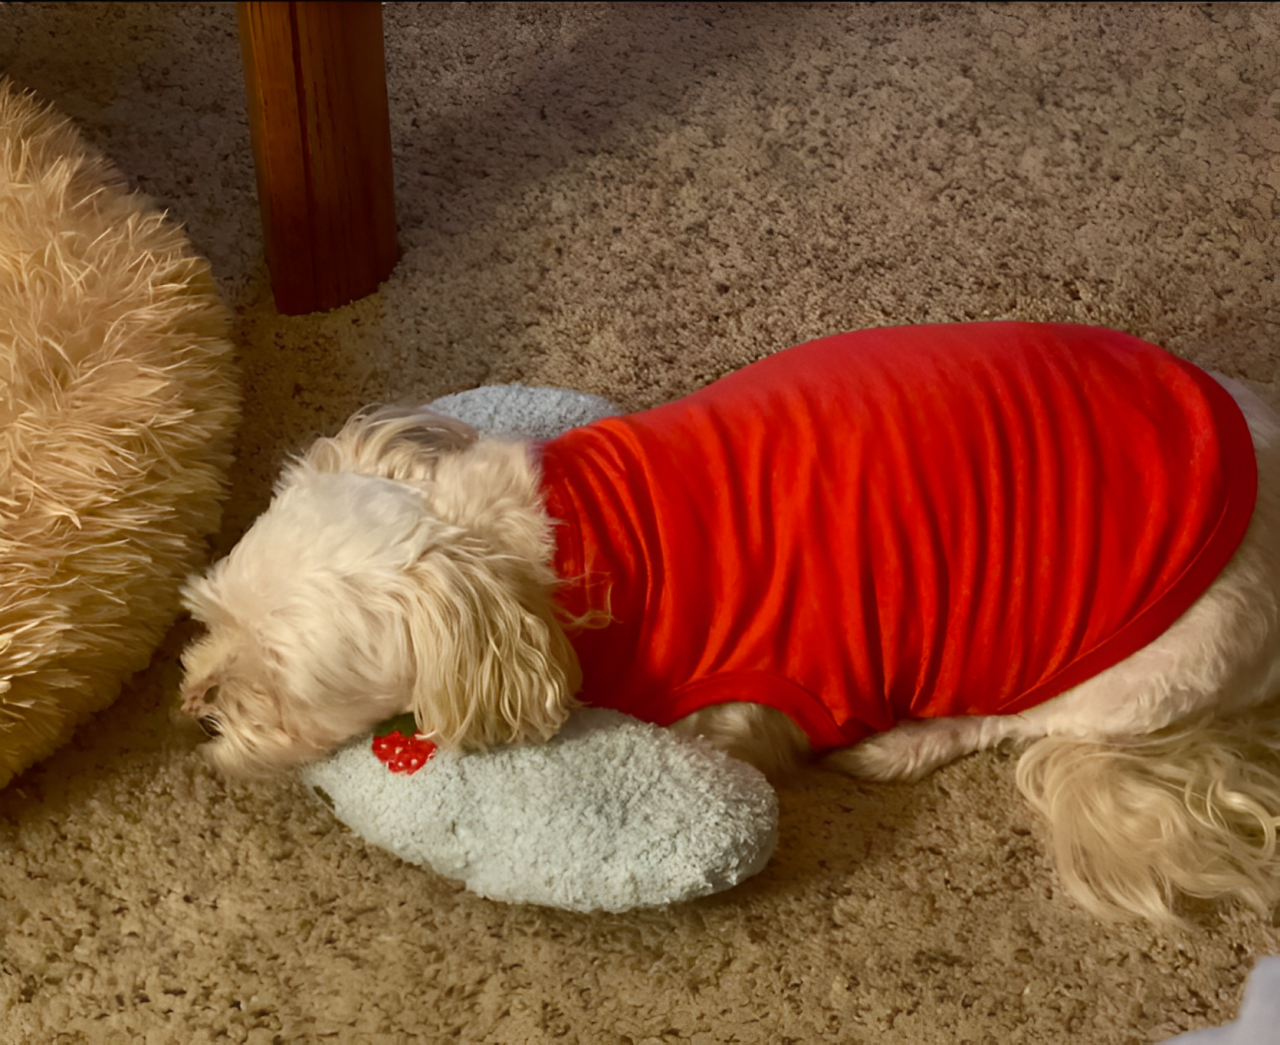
[372,714,437,775]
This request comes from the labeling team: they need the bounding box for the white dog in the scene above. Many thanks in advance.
[180,323,1280,922]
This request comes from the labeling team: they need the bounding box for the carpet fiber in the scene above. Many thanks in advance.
[2,4,1279,1042]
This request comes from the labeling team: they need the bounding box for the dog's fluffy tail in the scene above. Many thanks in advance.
[1016,709,1280,923]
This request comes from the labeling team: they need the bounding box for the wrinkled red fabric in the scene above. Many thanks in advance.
[537,322,1257,751]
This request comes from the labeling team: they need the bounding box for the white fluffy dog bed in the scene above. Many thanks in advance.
[305,707,780,912]
[0,81,239,786]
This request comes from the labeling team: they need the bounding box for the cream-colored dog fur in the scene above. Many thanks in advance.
[181,375,1280,923]
[0,81,238,786]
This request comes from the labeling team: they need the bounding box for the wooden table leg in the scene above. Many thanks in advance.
[237,2,399,315]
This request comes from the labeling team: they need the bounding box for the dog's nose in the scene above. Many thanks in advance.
[198,716,222,738]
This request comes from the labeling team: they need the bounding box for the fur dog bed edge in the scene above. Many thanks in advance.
[0,80,240,786]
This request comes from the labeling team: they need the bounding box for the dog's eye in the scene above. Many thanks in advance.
[201,685,220,706]
[198,716,223,739]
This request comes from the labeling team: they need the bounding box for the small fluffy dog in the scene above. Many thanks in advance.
[181,322,1280,922]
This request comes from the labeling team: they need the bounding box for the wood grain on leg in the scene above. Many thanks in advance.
[237,2,399,315]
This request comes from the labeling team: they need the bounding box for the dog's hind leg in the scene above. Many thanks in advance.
[1012,374,1280,921]
[823,713,1042,782]
[837,376,1280,921]
[1015,711,1280,922]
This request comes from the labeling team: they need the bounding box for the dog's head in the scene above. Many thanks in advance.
[179,407,580,777]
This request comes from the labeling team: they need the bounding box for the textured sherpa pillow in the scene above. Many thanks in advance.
[305,708,779,912]
[0,81,239,786]
[300,385,781,912]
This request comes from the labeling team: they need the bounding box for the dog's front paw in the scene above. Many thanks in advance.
[825,718,990,782]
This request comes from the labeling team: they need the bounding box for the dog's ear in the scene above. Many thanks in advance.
[403,545,580,752]
[299,406,479,485]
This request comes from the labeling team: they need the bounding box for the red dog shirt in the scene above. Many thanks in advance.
[537,322,1257,751]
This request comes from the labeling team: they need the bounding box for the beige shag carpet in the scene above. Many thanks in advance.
[2,4,1279,1042]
